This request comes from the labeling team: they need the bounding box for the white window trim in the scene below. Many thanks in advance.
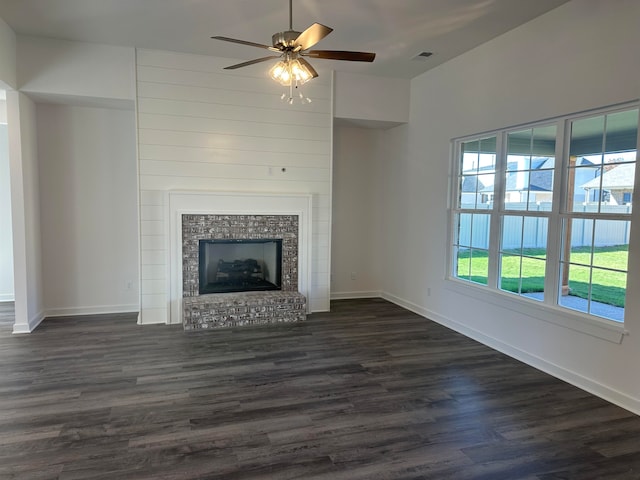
[445,278,627,344]
[447,102,639,343]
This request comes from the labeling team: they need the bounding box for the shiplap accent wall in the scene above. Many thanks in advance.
[136,49,332,324]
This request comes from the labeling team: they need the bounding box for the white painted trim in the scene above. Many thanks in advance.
[380,291,640,417]
[0,294,15,302]
[326,71,335,314]
[137,316,166,325]
[167,191,313,325]
[133,48,143,327]
[331,290,381,300]
[444,279,626,344]
[44,304,139,318]
[13,305,140,333]
[7,91,34,337]
[12,309,44,334]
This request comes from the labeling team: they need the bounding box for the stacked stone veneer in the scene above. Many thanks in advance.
[181,214,306,330]
[183,291,306,331]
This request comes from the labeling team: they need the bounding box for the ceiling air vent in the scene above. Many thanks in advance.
[412,51,433,61]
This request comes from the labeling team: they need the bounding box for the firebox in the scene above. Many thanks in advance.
[198,239,283,294]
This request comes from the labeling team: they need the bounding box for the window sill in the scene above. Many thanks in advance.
[445,278,627,344]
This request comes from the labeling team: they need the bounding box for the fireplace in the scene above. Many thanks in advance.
[198,238,282,294]
[168,192,312,328]
[180,213,306,329]
[182,214,299,297]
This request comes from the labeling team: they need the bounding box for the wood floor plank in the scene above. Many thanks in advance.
[0,298,639,479]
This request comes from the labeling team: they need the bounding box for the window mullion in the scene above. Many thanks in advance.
[544,119,566,307]
[488,133,506,288]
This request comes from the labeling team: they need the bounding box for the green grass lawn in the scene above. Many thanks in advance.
[457,245,628,307]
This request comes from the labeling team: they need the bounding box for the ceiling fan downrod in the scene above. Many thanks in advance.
[289,0,293,30]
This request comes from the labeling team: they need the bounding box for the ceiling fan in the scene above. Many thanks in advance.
[211,0,375,98]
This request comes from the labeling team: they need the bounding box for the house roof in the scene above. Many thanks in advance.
[505,169,554,192]
[461,176,486,193]
[579,163,636,190]
[475,157,555,193]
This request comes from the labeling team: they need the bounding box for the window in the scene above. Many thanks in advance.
[451,104,639,323]
[453,136,496,286]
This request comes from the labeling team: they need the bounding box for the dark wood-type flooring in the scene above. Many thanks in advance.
[1,299,639,479]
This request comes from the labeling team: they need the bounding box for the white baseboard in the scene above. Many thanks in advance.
[0,294,15,302]
[12,305,140,332]
[331,290,381,300]
[380,291,640,417]
[138,317,168,325]
[44,304,139,318]
[13,309,45,334]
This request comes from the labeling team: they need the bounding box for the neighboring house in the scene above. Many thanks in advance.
[462,157,556,206]
[579,163,635,206]
[465,157,614,207]
[461,170,493,206]
[502,157,554,205]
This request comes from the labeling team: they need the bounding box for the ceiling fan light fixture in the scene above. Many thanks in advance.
[290,58,313,84]
[269,57,313,86]
[269,60,290,85]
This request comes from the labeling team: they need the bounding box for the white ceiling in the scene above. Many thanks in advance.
[0,0,570,79]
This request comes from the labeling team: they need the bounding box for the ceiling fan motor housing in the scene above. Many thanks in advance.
[272,31,302,50]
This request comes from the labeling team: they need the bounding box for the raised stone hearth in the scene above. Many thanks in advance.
[183,291,306,330]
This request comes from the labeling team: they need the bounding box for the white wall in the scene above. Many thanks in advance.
[0,121,14,302]
[36,104,139,316]
[376,0,640,413]
[7,91,43,332]
[136,49,333,324]
[2,36,138,329]
[0,17,16,89]
[331,126,381,297]
[17,36,135,106]
[334,72,409,128]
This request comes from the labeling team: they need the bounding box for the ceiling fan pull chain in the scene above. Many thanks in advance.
[299,89,312,104]
[281,80,311,105]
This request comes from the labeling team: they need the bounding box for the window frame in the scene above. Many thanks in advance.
[447,103,639,342]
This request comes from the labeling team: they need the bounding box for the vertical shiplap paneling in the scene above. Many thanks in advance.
[136,49,332,323]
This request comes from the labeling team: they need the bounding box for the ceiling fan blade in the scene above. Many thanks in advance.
[212,36,281,53]
[294,23,333,51]
[223,56,281,70]
[303,50,376,62]
[297,57,318,79]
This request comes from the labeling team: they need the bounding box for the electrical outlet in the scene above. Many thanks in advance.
[351,272,357,280]
[427,287,431,296]
[126,280,133,291]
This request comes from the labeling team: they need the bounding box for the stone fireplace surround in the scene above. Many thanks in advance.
[181,214,306,329]
[182,214,299,297]
[167,192,312,327]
